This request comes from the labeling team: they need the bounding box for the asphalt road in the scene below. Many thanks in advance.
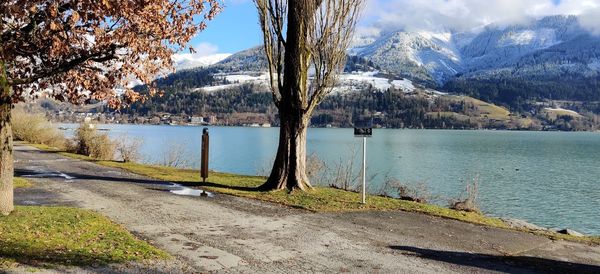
[10,144,600,273]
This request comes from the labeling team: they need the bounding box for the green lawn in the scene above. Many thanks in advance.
[426,111,471,121]
[26,144,511,228]
[451,95,512,121]
[29,143,600,245]
[0,206,169,269]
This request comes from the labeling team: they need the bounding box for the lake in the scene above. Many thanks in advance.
[58,124,600,235]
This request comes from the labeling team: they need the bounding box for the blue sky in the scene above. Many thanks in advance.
[190,1,262,54]
[187,0,598,55]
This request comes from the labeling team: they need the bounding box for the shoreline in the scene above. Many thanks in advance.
[53,121,600,133]
[24,142,600,240]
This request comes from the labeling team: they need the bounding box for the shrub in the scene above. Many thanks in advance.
[379,177,431,204]
[324,145,360,191]
[306,153,326,184]
[11,107,66,149]
[70,123,115,160]
[160,141,191,168]
[115,135,143,163]
[449,175,481,214]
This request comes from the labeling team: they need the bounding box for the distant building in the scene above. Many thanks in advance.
[208,115,217,124]
[190,116,204,124]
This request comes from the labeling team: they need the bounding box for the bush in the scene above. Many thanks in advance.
[306,153,326,184]
[378,177,431,204]
[324,145,360,191]
[160,141,191,168]
[115,135,142,163]
[449,175,481,214]
[69,123,115,160]
[11,107,66,149]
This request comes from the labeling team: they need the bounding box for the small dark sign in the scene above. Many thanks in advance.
[354,127,372,136]
[354,119,373,137]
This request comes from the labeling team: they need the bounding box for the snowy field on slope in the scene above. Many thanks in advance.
[335,71,415,93]
[544,107,582,117]
[195,71,418,93]
[195,73,269,92]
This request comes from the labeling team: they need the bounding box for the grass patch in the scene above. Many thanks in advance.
[27,144,506,228]
[426,111,472,122]
[452,96,511,121]
[14,178,32,189]
[29,143,600,245]
[0,206,169,269]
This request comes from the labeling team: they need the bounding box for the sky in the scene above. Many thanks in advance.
[186,0,600,56]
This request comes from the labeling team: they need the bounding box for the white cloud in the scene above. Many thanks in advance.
[360,0,600,33]
[579,7,600,34]
[173,42,220,62]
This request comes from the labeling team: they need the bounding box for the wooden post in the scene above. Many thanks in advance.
[201,128,209,183]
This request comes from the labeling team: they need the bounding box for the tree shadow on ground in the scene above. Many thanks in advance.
[0,248,174,274]
[389,245,600,274]
[0,240,125,267]
[14,169,261,192]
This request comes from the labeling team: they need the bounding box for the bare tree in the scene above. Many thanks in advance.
[160,140,192,168]
[255,0,364,191]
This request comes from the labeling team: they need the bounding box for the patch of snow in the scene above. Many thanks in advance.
[339,71,391,90]
[223,73,269,83]
[588,60,600,71]
[426,89,449,95]
[173,53,232,71]
[335,71,418,93]
[504,30,536,45]
[439,60,458,74]
[544,107,581,116]
[499,28,559,48]
[196,84,241,93]
[419,31,452,43]
[391,79,415,93]
[193,73,269,93]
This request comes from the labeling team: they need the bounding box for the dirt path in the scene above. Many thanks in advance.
[11,144,600,273]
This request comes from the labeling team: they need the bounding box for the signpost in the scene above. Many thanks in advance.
[201,128,209,183]
[354,119,372,204]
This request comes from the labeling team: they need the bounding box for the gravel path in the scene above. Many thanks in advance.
[10,144,600,273]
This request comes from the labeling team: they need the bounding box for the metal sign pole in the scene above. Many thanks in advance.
[354,117,372,205]
[362,136,366,204]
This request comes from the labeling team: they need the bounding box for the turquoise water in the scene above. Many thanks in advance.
[59,124,600,235]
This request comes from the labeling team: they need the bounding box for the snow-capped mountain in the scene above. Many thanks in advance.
[351,15,600,86]
[173,53,232,71]
[212,47,267,72]
[351,31,462,84]
[158,15,600,106]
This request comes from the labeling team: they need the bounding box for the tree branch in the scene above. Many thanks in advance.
[7,44,119,86]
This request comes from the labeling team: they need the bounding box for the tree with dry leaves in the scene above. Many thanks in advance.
[255,0,364,191]
[0,0,221,215]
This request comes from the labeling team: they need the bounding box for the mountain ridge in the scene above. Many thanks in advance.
[350,15,600,86]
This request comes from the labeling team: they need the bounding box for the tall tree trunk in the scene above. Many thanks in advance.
[0,61,14,215]
[261,109,312,190]
[259,0,316,191]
